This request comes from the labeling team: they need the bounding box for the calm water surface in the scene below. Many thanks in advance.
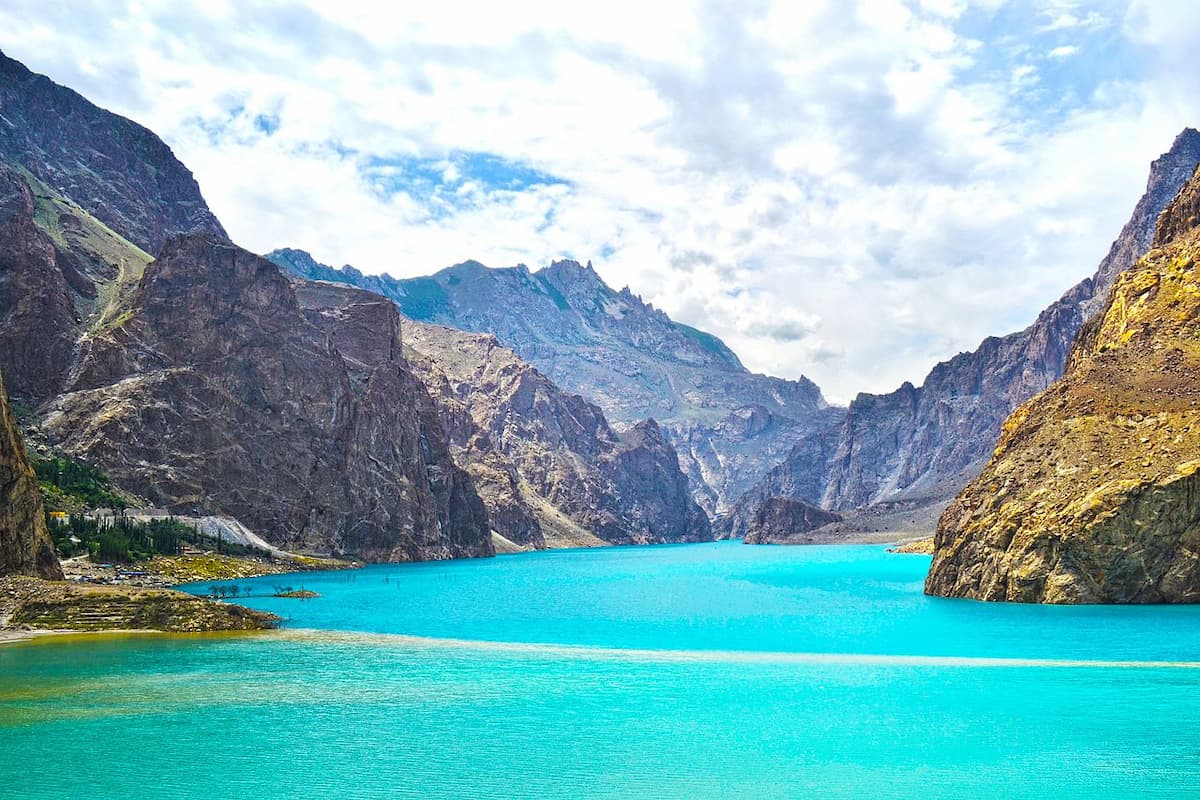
[2,542,1199,799]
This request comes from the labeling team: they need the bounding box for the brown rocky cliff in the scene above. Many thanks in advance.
[0,367,62,579]
[0,165,78,403]
[925,165,1200,603]
[43,235,492,561]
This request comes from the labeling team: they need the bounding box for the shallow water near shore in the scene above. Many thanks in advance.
[3,541,1200,799]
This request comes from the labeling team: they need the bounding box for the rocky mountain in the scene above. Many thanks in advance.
[0,54,495,562]
[0,46,229,407]
[742,498,841,545]
[390,311,711,548]
[0,367,62,579]
[925,165,1200,603]
[727,128,1200,534]
[38,234,491,561]
[267,248,843,515]
[0,50,227,255]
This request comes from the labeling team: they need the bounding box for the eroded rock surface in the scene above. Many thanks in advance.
[268,248,841,515]
[926,166,1200,603]
[0,49,227,255]
[397,314,711,547]
[43,235,492,561]
[742,498,842,545]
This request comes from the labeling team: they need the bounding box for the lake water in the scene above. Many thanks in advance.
[2,542,1200,799]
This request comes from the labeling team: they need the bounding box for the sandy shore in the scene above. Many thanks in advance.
[0,627,156,645]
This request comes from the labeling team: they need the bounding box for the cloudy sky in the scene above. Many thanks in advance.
[1,1,1197,402]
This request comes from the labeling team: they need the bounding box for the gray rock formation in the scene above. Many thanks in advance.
[0,367,62,579]
[743,498,841,545]
[728,128,1200,534]
[0,164,80,404]
[392,310,711,547]
[41,234,492,561]
[267,248,843,515]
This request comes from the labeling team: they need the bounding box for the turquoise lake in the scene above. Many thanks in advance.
[3,541,1200,799]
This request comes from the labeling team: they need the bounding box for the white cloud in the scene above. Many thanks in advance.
[0,0,1196,404]
[1047,44,1080,58]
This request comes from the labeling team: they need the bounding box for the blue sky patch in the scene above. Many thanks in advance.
[360,151,569,218]
[955,1,1138,129]
[253,113,280,135]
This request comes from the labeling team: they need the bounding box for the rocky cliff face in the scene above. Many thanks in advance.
[0,47,224,405]
[0,50,227,254]
[0,164,79,404]
[925,166,1200,603]
[0,158,155,404]
[0,367,62,579]
[742,498,841,545]
[728,128,1200,534]
[268,248,842,515]
[395,313,711,547]
[41,235,492,561]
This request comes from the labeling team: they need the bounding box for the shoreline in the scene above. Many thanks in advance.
[0,626,282,647]
[2,539,931,647]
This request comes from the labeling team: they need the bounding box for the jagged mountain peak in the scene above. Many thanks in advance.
[540,257,599,281]
[266,245,836,514]
[1169,127,1200,150]
[1155,163,1200,247]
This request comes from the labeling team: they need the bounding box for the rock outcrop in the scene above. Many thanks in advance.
[925,166,1200,603]
[393,311,711,547]
[42,234,492,561]
[268,248,842,515]
[742,498,841,545]
[728,128,1200,534]
[0,367,62,579]
[0,49,227,254]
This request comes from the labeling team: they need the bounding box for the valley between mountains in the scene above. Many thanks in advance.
[4,46,1200,613]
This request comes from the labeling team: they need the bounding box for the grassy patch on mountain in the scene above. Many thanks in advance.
[16,164,152,331]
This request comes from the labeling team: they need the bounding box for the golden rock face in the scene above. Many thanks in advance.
[926,168,1200,603]
[0,367,62,580]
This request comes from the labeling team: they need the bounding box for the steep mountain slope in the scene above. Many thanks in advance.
[728,128,1200,533]
[0,161,153,404]
[0,367,62,579]
[926,166,1200,603]
[268,249,843,514]
[41,234,492,561]
[0,48,227,405]
[0,49,227,254]
[0,53,497,562]
[395,310,712,547]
